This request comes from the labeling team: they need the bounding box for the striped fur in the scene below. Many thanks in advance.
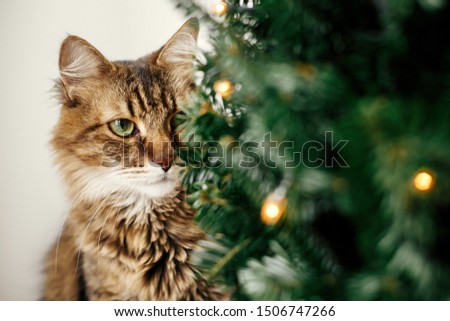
[44,19,223,300]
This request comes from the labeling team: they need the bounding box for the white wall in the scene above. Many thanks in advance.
[0,0,210,300]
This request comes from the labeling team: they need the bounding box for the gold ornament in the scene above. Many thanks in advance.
[413,169,435,192]
[218,135,238,149]
[199,102,213,115]
[227,43,240,56]
[261,191,287,225]
[212,1,228,16]
[296,62,316,79]
[213,80,234,99]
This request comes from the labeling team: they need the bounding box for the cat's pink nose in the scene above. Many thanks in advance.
[160,163,172,173]
[153,153,174,172]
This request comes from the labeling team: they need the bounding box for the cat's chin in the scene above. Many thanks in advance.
[68,165,182,202]
[135,177,179,199]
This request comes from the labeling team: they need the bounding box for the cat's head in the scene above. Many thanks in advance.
[52,19,199,201]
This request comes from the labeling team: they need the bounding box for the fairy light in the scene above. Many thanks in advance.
[199,101,213,115]
[213,80,234,99]
[212,2,228,16]
[414,170,435,192]
[296,63,317,78]
[265,204,280,218]
[261,186,288,225]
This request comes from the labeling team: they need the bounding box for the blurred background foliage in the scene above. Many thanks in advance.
[175,0,450,300]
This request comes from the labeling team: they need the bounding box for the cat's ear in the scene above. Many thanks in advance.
[59,35,112,102]
[156,18,199,88]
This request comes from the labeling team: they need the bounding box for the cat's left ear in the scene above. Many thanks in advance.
[59,35,113,104]
[156,18,199,88]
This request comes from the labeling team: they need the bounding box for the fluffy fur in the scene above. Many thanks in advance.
[44,19,223,300]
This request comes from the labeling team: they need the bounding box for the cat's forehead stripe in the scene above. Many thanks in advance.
[135,66,158,110]
[127,99,135,117]
[134,87,147,113]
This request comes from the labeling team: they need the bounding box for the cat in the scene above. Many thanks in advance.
[43,18,223,300]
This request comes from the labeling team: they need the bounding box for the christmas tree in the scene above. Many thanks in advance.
[174,0,450,300]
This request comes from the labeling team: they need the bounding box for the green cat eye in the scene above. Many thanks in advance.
[109,119,135,137]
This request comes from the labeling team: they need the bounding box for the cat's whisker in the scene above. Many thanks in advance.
[117,169,151,176]
[73,191,115,282]
[54,184,99,273]
[54,194,83,274]
[96,186,132,271]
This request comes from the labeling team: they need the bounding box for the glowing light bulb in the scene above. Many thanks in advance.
[212,2,228,16]
[265,204,280,218]
[199,102,213,115]
[414,170,435,192]
[261,193,287,225]
[213,80,234,99]
[296,63,316,78]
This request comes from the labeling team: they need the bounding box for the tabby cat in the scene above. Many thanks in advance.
[44,18,223,300]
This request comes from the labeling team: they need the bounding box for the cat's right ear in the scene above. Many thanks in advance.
[155,18,199,90]
[59,35,112,103]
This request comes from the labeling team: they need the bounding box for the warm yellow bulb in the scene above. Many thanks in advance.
[265,204,280,218]
[261,194,287,225]
[213,80,234,99]
[414,171,435,192]
[212,2,228,16]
